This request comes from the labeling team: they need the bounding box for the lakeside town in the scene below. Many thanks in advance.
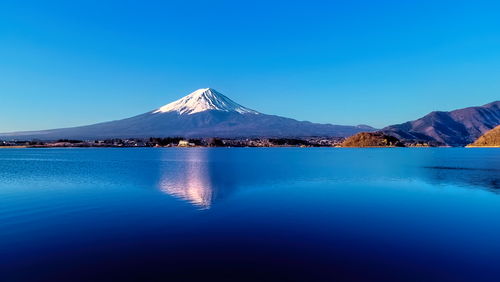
[0,132,442,148]
[0,137,346,148]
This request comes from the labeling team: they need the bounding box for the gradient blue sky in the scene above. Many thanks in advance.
[1,0,499,132]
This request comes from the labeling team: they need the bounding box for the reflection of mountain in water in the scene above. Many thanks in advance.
[153,148,500,208]
[158,161,212,208]
[414,149,500,193]
[158,150,211,209]
[157,149,240,209]
[422,166,500,192]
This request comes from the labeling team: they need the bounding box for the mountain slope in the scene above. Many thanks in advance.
[468,125,500,147]
[382,101,500,146]
[0,88,375,140]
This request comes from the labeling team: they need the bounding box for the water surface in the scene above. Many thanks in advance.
[0,148,499,281]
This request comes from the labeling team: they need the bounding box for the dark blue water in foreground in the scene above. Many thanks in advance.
[0,148,499,281]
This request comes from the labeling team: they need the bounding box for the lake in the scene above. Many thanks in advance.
[0,148,499,281]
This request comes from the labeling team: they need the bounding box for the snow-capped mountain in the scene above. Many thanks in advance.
[0,88,375,139]
[154,88,259,115]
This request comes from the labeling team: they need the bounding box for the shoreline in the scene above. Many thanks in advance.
[0,145,471,149]
[466,145,500,148]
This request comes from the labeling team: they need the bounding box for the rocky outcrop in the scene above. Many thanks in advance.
[340,132,404,147]
[468,125,500,147]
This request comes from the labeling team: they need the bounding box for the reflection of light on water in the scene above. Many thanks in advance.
[158,149,213,209]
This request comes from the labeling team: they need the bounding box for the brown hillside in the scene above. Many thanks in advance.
[340,132,404,147]
[468,125,500,147]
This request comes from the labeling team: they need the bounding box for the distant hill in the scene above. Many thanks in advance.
[0,88,375,140]
[340,132,404,147]
[382,101,500,146]
[468,125,500,147]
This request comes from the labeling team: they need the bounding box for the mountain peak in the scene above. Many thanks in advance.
[153,88,259,115]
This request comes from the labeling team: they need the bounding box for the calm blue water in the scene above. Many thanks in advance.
[0,148,499,281]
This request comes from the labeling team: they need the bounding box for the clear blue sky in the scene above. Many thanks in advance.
[1,0,499,132]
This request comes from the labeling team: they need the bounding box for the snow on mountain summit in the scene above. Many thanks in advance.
[153,88,259,115]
